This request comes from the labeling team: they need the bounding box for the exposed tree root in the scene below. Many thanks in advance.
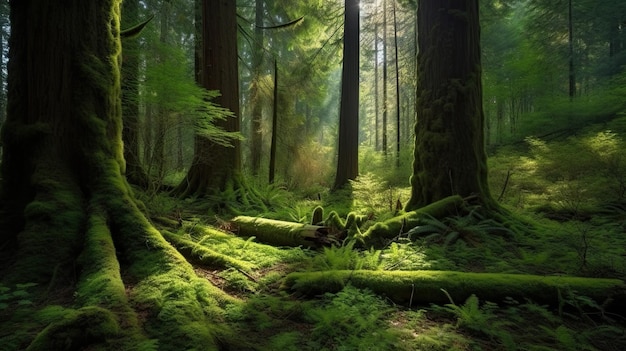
[162,230,254,271]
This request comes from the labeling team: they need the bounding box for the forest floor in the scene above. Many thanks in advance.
[4,119,626,350]
[138,168,626,350]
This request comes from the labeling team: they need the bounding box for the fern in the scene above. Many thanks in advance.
[435,289,513,343]
[308,239,382,271]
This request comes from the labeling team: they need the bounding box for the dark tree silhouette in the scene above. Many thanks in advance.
[334,0,360,189]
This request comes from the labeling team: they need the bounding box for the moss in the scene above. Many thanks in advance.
[283,270,626,309]
[359,195,464,245]
[162,230,254,272]
[325,210,345,229]
[311,206,324,225]
[232,215,327,248]
[26,306,121,351]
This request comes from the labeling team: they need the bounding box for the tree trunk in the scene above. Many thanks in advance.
[0,1,236,349]
[121,0,148,187]
[250,0,265,176]
[568,0,576,100]
[269,60,278,184]
[374,22,380,151]
[176,0,242,197]
[406,0,493,210]
[393,0,401,167]
[333,0,360,189]
[382,0,389,156]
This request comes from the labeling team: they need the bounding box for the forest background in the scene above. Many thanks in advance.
[1,0,626,350]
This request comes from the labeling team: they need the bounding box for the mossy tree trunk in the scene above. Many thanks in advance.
[333,0,360,189]
[406,0,493,210]
[176,0,242,197]
[0,1,236,349]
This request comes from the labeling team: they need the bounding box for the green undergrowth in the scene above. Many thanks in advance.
[9,119,620,350]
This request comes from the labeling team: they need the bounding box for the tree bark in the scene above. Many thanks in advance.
[0,1,237,349]
[250,0,265,176]
[382,0,389,156]
[333,0,360,189]
[121,0,148,187]
[393,0,401,167]
[269,60,278,184]
[177,0,242,197]
[406,0,493,210]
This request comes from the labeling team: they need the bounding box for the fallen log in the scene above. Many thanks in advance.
[230,216,340,248]
[282,270,626,311]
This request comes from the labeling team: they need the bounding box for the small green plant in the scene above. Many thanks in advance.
[408,210,513,247]
[433,289,515,347]
[304,286,397,350]
[0,283,37,310]
[380,240,432,270]
[308,239,382,271]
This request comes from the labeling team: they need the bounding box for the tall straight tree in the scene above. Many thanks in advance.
[121,0,148,186]
[177,0,242,196]
[0,0,235,348]
[249,0,265,175]
[568,0,575,100]
[382,0,389,156]
[333,0,360,189]
[406,0,493,210]
[393,0,401,167]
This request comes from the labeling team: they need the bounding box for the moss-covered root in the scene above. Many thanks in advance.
[231,215,335,247]
[358,195,464,245]
[26,306,123,351]
[311,206,324,225]
[162,230,254,272]
[282,270,626,310]
[108,196,241,350]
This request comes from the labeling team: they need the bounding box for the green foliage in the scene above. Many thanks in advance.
[380,240,432,270]
[407,209,514,247]
[491,130,626,213]
[0,283,37,310]
[350,172,409,218]
[304,286,397,350]
[435,290,511,342]
[307,239,382,271]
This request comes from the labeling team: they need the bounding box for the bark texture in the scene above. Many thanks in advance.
[121,0,149,187]
[406,0,492,210]
[333,0,360,189]
[0,1,237,349]
[177,0,242,197]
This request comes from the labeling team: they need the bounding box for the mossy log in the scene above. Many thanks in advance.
[282,270,626,310]
[231,216,337,248]
[358,195,465,245]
